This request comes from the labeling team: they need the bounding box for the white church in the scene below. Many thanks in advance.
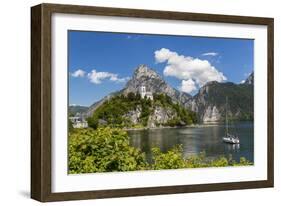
[139,85,153,100]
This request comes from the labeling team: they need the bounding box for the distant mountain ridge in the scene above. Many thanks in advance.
[85,65,254,123]
[69,105,88,116]
[186,81,253,122]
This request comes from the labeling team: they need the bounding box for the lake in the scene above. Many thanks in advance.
[128,122,254,163]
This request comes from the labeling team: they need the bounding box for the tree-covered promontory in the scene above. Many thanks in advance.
[87,92,197,129]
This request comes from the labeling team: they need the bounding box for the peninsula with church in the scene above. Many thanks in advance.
[69,64,253,130]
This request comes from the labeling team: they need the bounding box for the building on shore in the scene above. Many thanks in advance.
[69,113,88,128]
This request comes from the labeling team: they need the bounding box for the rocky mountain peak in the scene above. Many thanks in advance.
[244,72,254,85]
[133,64,161,80]
[125,65,165,93]
[122,65,191,104]
[87,65,191,117]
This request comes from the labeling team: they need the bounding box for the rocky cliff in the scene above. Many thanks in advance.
[185,80,253,122]
[123,104,185,128]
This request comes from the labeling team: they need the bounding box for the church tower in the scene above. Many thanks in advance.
[139,85,153,100]
[140,85,146,99]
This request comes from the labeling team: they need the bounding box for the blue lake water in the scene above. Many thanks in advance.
[128,122,254,163]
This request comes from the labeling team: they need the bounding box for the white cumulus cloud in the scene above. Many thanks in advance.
[71,69,86,77]
[155,48,226,90]
[87,69,129,84]
[202,52,218,56]
[180,79,197,93]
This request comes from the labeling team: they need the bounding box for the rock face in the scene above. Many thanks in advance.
[123,65,191,104]
[122,105,177,128]
[186,80,254,122]
[202,106,221,122]
[147,106,176,128]
[123,106,142,125]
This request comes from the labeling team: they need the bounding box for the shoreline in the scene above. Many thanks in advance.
[124,123,222,131]
[123,120,253,131]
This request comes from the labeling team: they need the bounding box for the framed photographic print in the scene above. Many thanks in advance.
[31,3,274,202]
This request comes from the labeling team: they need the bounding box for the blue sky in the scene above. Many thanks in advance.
[68,30,253,106]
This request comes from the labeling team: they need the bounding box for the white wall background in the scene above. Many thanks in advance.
[0,0,279,205]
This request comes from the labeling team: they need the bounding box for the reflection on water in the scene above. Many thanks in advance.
[128,122,254,163]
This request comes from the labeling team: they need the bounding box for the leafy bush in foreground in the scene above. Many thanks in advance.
[69,127,148,174]
[151,145,187,170]
[69,128,252,174]
[151,148,253,169]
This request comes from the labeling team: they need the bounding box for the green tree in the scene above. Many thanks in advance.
[69,127,148,174]
[87,116,99,129]
[127,92,136,101]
